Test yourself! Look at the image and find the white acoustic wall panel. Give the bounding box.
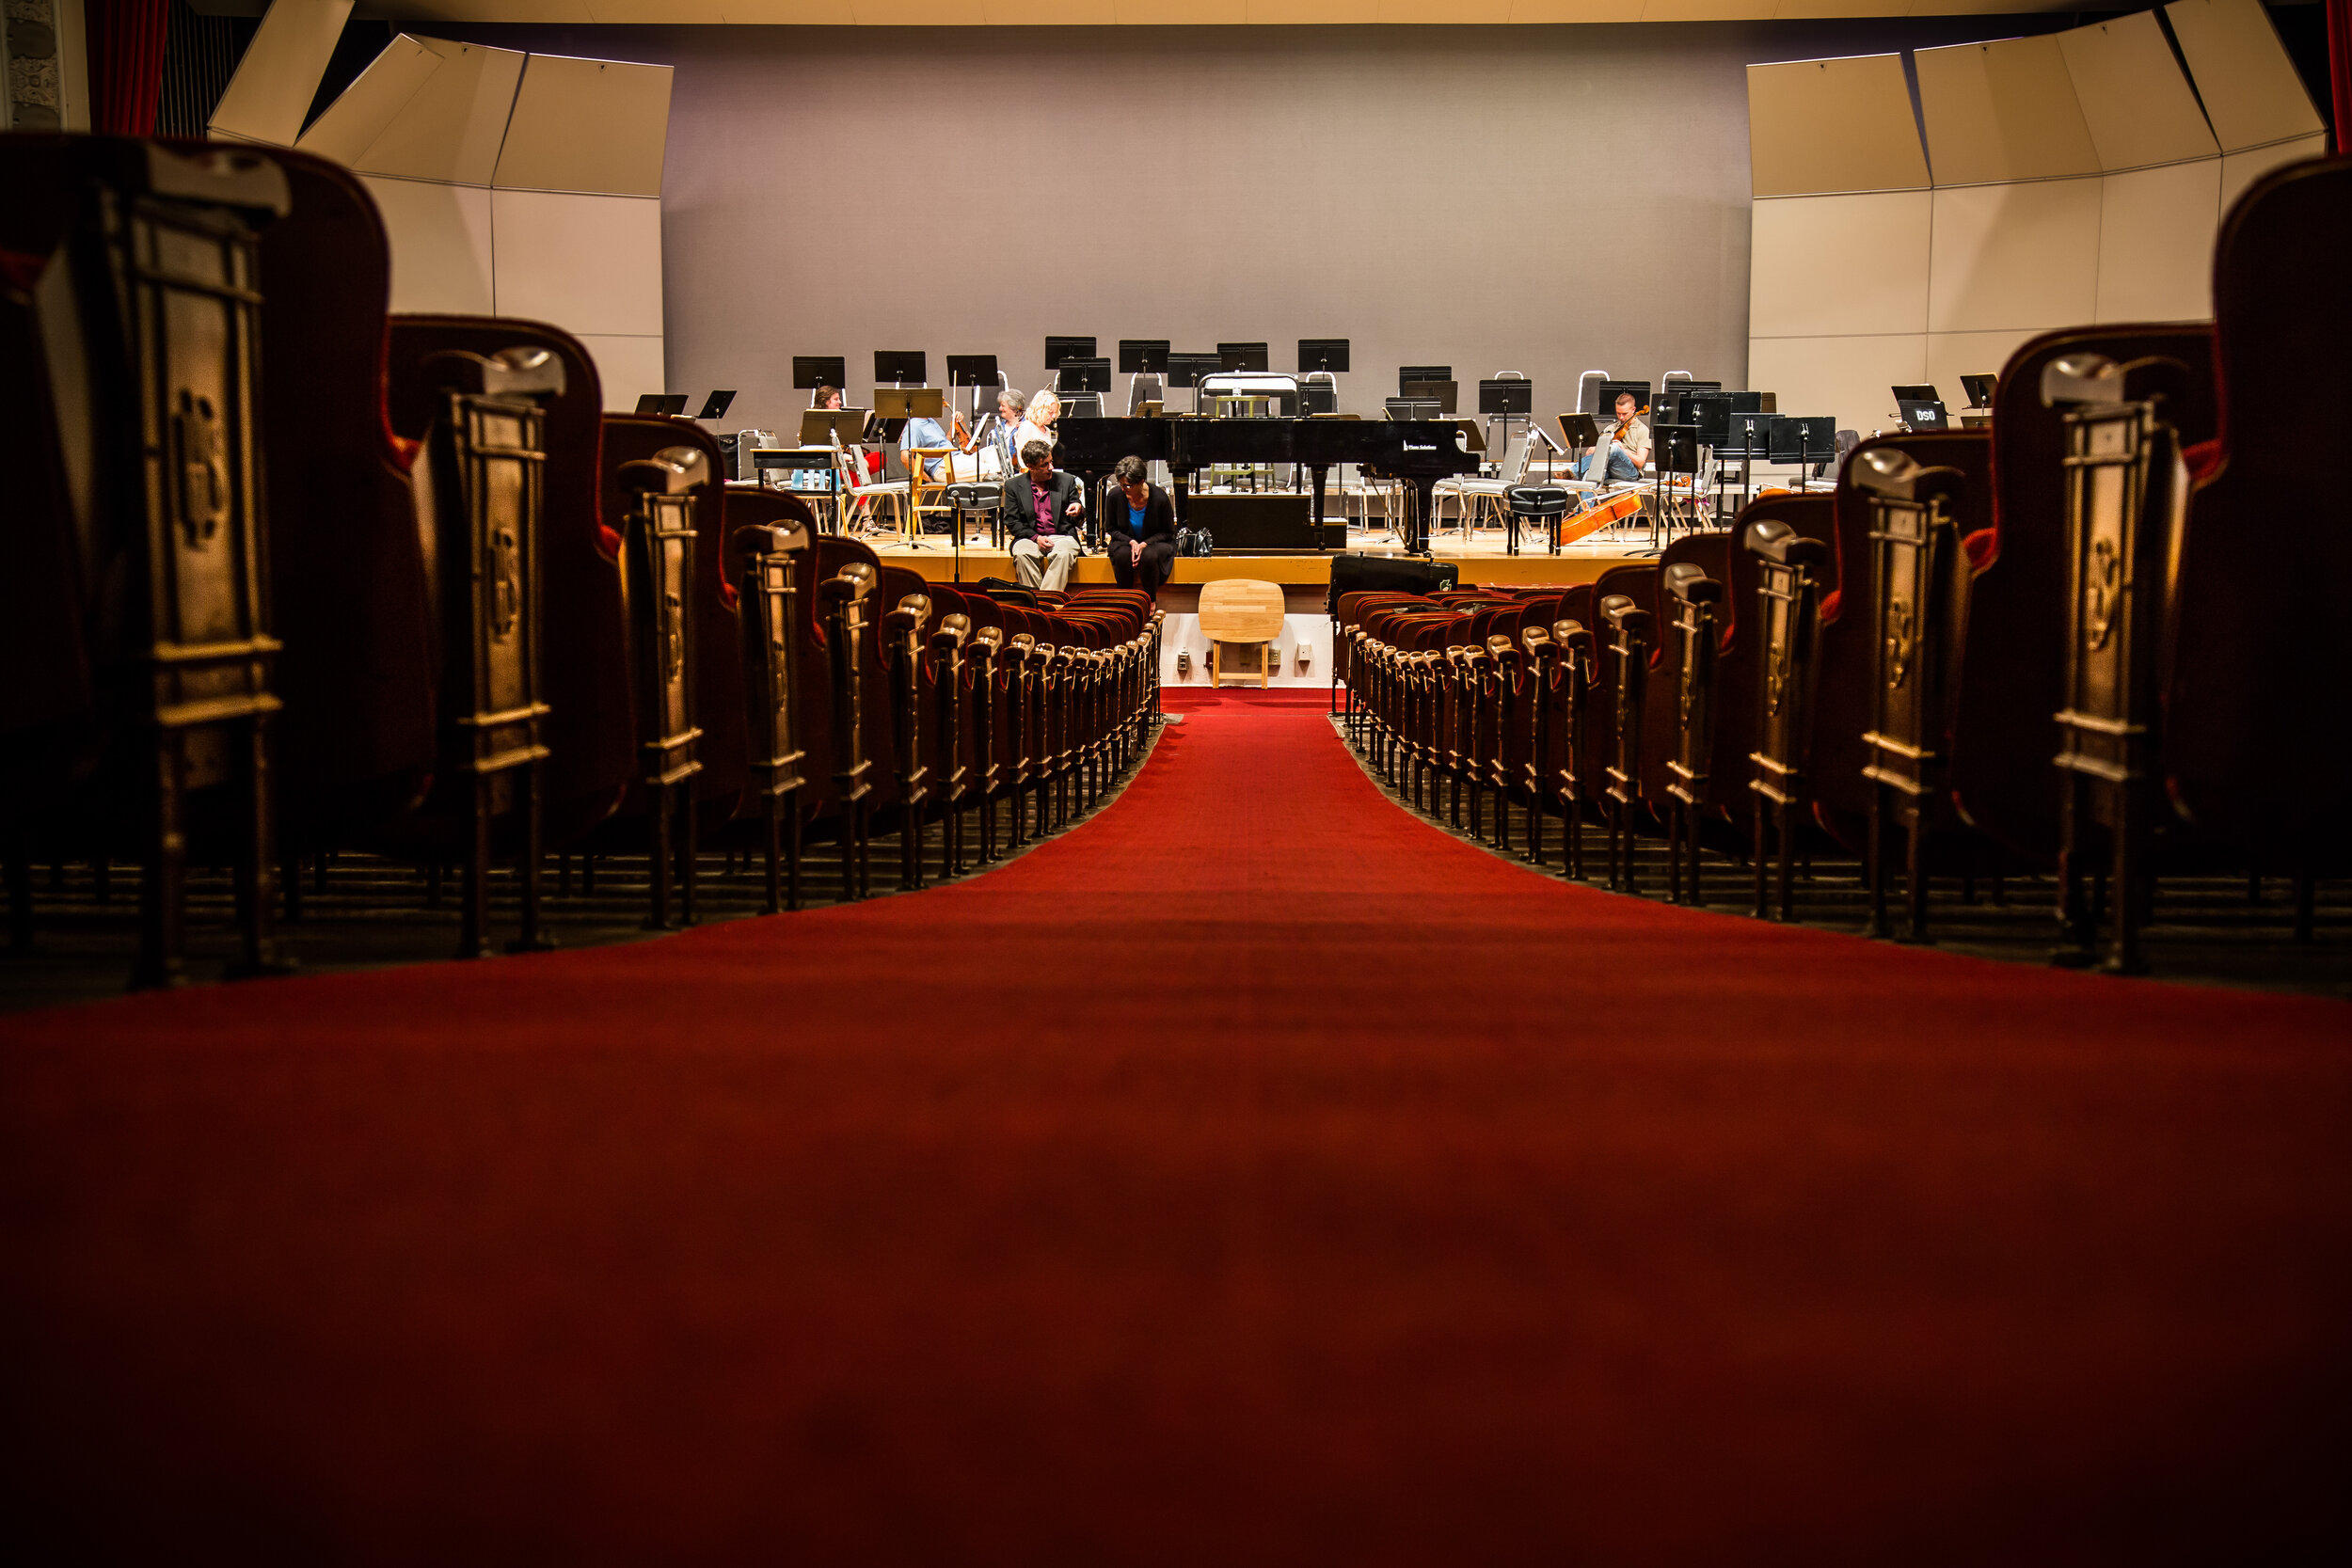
[1748,333,1926,437]
[294,34,445,166]
[492,54,673,196]
[208,0,354,147]
[2219,131,2328,216]
[1746,55,1929,197]
[2164,0,2326,153]
[1924,328,2040,408]
[1915,37,2100,186]
[2094,158,2219,323]
[2057,12,2218,171]
[1928,177,2102,334]
[491,190,664,337]
[1749,190,1931,338]
[311,39,526,185]
[360,174,496,315]
[573,334,668,414]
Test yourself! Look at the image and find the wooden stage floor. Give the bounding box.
[868,521,1655,589]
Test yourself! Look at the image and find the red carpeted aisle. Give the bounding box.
[5,698,2351,1561]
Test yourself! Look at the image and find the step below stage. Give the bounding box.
[875,530,1650,588]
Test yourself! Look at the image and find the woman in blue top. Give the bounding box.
[1104,454,1180,598]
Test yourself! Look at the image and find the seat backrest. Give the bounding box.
[254,151,440,836]
[2166,154,2352,852]
[390,312,632,844]
[1947,323,2215,864]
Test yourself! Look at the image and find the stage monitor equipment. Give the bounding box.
[1044,336,1097,369]
[1679,390,1734,445]
[1769,415,1837,466]
[1961,373,1995,408]
[1297,339,1350,373]
[1891,383,1939,404]
[874,350,927,385]
[1596,379,1653,417]
[791,356,846,390]
[1168,353,1223,388]
[1477,378,1532,416]
[946,355,999,388]
[1057,356,1112,394]
[634,392,687,416]
[695,390,737,421]
[1399,364,1452,393]
[1217,341,1270,373]
[1385,397,1442,421]
[1119,340,1170,373]
[1897,397,1951,430]
[1400,379,1457,415]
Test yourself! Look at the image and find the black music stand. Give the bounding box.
[792,356,847,399]
[874,350,927,387]
[1769,414,1836,485]
[1478,377,1532,452]
[1044,336,1095,373]
[1400,379,1456,415]
[1399,365,1451,394]
[1298,339,1349,373]
[1057,356,1111,420]
[1216,341,1269,373]
[1385,397,1441,420]
[1168,353,1221,412]
[634,393,686,416]
[1648,423,1701,549]
[695,390,737,422]
[1119,340,1169,372]
[947,354,999,425]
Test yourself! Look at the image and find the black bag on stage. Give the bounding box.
[1177,527,1214,558]
[1326,553,1460,614]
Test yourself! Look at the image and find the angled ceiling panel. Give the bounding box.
[208,0,355,147]
[492,54,673,197]
[294,32,446,166]
[332,39,526,185]
[1915,36,2099,186]
[2057,12,2217,170]
[2164,0,2326,153]
[1747,55,1928,197]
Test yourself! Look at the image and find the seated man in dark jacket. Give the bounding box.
[1102,454,1179,598]
[1003,439,1086,591]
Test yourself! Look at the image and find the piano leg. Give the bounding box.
[1406,478,1438,555]
[1311,465,1332,551]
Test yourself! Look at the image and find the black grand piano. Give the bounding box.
[1053,416,1477,555]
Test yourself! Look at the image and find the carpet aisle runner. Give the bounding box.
[4,697,2349,1560]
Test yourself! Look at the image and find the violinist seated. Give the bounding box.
[1102,455,1179,599]
[1573,390,1651,486]
[899,411,956,482]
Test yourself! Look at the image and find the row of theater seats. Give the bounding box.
[1336,155,2350,975]
[0,135,1162,990]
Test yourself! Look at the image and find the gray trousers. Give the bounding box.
[1011,534,1082,592]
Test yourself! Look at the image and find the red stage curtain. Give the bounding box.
[2330,0,2351,156]
[87,0,171,136]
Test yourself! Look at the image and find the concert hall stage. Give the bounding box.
[872,526,1649,590]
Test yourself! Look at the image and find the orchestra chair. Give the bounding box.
[0,135,293,988]
[390,317,637,862]
[2166,154,2352,942]
[1435,432,1535,544]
